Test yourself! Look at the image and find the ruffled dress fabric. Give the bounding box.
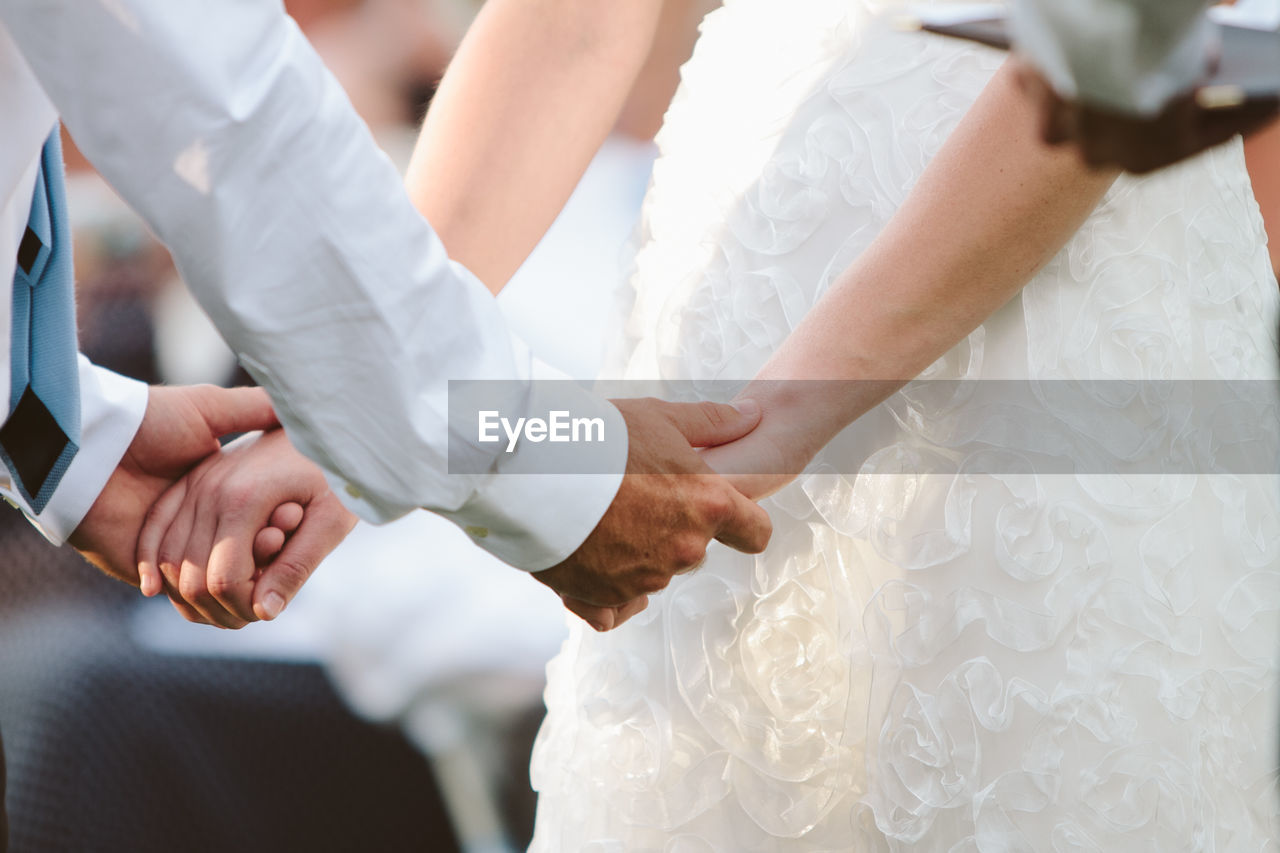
[531,1,1280,849]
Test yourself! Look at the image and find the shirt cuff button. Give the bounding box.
[344,483,363,500]
[464,525,489,539]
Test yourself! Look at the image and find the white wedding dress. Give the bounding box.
[530,1,1280,849]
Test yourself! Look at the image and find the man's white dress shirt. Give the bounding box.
[0,0,625,571]
[1011,0,1215,115]
[1012,0,1280,115]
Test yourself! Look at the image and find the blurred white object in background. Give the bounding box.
[152,280,239,386]
[1210,0,1280,30]
[499,135,657,379]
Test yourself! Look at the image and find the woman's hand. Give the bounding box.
[700,416,805,501]
[136,428,358,628]
[700,382,853,501]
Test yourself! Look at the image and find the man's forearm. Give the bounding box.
[0,0,623,570]
[1012,0,1214,114]
[405,0,662,292]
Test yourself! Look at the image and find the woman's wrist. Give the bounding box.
[739,378,851,470]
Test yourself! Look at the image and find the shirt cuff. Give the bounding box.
[0,358,148,545]
[329,372,627,573]
[439,388,627,572]
[1011,0,1217,115]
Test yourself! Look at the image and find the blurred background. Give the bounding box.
[0,1,715,850]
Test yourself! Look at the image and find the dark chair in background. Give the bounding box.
[0,263,475,853]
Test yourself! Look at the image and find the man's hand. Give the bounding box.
[136,428,358,629]
[533,398,773,632]
[1014,58,1280,173]
[68,385,280,586]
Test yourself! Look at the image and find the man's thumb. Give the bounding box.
[665,399,761,448]
[195,386,281,437]
[252,498,357,621]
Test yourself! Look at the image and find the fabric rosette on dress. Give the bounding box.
[533,0,1280,849]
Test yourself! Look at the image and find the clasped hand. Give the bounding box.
[547,389,827,632]
[68,389,781,633]
[134,427,357,628]
[66,384,357,629]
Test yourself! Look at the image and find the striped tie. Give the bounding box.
[0,126,81,514]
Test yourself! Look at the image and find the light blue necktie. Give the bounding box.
[0,125,81,514]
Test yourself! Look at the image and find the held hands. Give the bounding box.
[138,396,775,634]
[532,397,774,632]
[69,384,356,629]
[69,384,282,585]
[106,394,777,634]
[136,428,357,629]
[700,384,836,503]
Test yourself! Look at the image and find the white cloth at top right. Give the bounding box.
[1012,0,1280,114]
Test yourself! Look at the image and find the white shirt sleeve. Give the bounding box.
[0,358,148,546]
[1011,0,1216,115]
[0,1,625,571]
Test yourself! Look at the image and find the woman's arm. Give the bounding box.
[707,63,1119,495]
[1244,115,1280,276]
[404,0,664,293]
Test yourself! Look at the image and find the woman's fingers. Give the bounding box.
[270,502,305,534]
[560,595,616,632]
[611,595,650,629]
[560,594,650,632]
[136,429,353,629]
[253,527,287,567]
[252,497,356,621]
[250,502,306,566]
[137,476,190,598]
